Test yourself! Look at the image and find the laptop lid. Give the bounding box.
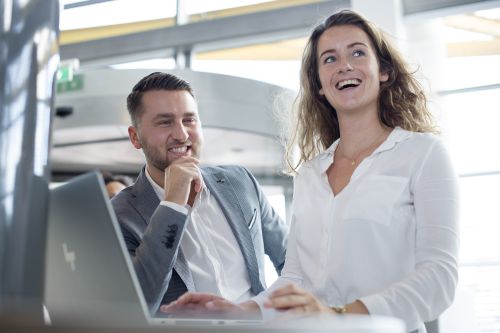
[44,171,151,327]
[44,171,263,328]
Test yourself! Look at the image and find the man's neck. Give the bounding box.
[146,164,165,189]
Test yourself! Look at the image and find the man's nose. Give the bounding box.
[172,123,189,142]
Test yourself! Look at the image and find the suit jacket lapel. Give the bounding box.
[132,168,195,291]
[201,169,262,293]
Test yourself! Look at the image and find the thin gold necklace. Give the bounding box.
[336,131,388,166]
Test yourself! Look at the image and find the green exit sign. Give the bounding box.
[57,66,73,83]
[57,74,84,93]
[57,59,79,83]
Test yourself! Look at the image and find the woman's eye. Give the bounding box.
[324,55,336,63]
[353,50,365,57]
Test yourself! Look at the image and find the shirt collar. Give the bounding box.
[145,167,165,201]
[316,139,339,174]
[375,126,412,153]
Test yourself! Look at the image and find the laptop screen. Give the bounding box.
[44,171,150,327]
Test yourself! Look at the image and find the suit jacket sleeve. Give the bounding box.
[241,167,288,274]
[113,194,188,314]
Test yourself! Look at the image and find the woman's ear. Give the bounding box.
[380,69,390,83]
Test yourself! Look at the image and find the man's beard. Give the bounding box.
[140,138,199,172]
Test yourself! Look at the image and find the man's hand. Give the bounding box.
[160,292,245,315]
[164,157,203,206]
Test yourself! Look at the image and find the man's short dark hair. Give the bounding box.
[126,72,195,127]
[101,170,133,187]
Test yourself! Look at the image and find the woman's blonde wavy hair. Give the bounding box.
[285,10,437,173]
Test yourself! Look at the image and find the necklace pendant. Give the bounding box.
[351,160,355,166]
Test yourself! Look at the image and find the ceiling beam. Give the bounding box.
[402,0,496,15]
[445,14,500,37]
[447,38,500,56]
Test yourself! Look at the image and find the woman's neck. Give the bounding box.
[337,112,390,156]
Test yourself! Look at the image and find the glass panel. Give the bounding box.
[459,175,500,264]
[443,56,500,91]
[434,7,500,332]
[442,88,500,175]
[59,0,176,31]
[443,8,500,90]
[185,0,274,15]
[109,58,176,70]
[193,59,301,90]
[458,175,500,332]
[193,37,307,90]
[185,0,321,22]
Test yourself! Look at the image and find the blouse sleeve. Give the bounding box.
[360,139,460,331]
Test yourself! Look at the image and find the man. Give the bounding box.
[101,171,133,198]
[111,72,288,316]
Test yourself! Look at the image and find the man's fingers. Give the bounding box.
[160,294,198,312]
[167,156,200,167]
[178,292,218,305]
[166,162,202,186]
[160,292,226,313]
[160,303,177,313]
[193,177,203,193]
[164,162,203,205]
[205,300,241,313]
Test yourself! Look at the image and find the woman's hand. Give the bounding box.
[264,284,333,316]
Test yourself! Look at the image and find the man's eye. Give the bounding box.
[184,118,196,124]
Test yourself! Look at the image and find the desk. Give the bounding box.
[1,315,405,333]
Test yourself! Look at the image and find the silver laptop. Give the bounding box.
[44,171,262,328]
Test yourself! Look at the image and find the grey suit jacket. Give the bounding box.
[111,165,288,315]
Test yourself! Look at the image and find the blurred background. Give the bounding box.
[1,0,499,332]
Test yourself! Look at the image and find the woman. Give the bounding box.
[163,10,459,333]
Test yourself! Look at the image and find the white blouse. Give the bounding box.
[254,128,460,332]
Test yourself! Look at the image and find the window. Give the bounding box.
[436,8,500,332]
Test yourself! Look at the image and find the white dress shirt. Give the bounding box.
[253,128,459,332]
[145,169,254,303]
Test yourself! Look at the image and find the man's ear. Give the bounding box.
[128,126,142,150]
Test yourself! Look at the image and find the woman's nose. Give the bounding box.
[337,57,353,73]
